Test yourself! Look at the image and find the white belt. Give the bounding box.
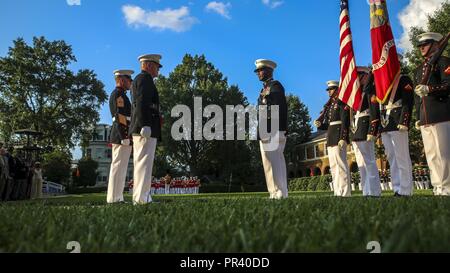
[330,121,342,126]
[357,113,370,118]
[385,100,402,110]
[356,110,370,119]
[112,116,131,122]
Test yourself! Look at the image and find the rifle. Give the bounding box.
[420,32,450,85]
[316,94,336,125]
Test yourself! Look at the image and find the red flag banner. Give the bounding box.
[370,0,401,103]
[338,0,362,111]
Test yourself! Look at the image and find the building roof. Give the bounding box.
[309,130,327,141]
[296,130,327,147]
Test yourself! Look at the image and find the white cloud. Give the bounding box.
[67,0,81,6]
[261,0,284,9]
[398,0,446,52]
[206,1,232,19]
[122,5,198,32]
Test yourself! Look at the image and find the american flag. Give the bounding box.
[337,0,362,111]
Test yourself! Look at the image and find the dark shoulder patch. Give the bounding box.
[270,81,285,93]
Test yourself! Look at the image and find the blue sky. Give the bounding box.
[0,0,444,159]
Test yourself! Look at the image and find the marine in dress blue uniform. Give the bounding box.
[315,81,351,197]
[414,32,450,196]
[107,69,134,203]
[350,67,381,197]
[130,54,162,204]
[255,59,288,199]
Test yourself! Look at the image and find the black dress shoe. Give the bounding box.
[394,192,409,197]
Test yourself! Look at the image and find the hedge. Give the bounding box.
[200,183,267,193]
[289,175,333,192]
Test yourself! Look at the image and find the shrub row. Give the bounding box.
[200,183,267,193]
[289,173,362,192]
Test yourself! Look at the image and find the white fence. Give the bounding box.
[42,181,65,195]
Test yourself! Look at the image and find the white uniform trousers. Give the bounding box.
[132,136,157,204]
[107,144,132,203]
[381,130,413,195]
[259,132,288,199]
[327,145,351,197]
[352,141,381,196]
[420,121,450,196]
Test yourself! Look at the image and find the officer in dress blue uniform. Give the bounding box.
[129,54,162,204]
[107,69,133,204]
[379,67,415,196]
[414,32,450,196]
[314,81,351,197]
[255,59,288,199]
[350,66,381,197]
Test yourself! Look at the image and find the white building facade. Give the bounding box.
[83,124,133,187]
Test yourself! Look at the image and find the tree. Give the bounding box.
[285,94,312,155]
[0,37,107,149]
[403,2,449,164]
[72,157,98,188]
[156,54,252,182]
[42,150,72,185]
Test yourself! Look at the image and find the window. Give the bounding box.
[299,147,306,161]
[315,144,325,158]
[306,146,315,159]
[95,148,103,159]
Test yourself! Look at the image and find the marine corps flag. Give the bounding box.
[370,0,401,103]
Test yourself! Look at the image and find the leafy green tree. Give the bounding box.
[156,54,251,182]
[42,150,72,185]
[72,157,98,188]
[285,94,312,156]
[0,36,107,149]
[403,2,449,164]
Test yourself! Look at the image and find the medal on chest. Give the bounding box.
[260,87,270,104]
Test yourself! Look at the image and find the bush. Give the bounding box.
[307,176,320,191]
[199,183,266,193]
[317,175,332,191]
[42,150,72,185]
[288,175,333,192]
[351,172,361,185]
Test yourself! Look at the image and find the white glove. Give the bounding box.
[121,139,130,146]
[338,140,346,150]
[415,85,430,97]
[314,120,321,128]
[140,126,152,139]
[397,125,408,132]
[366,135,376,142]
[415,121,421,130]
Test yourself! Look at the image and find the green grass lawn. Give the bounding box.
[1,190,449,253]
